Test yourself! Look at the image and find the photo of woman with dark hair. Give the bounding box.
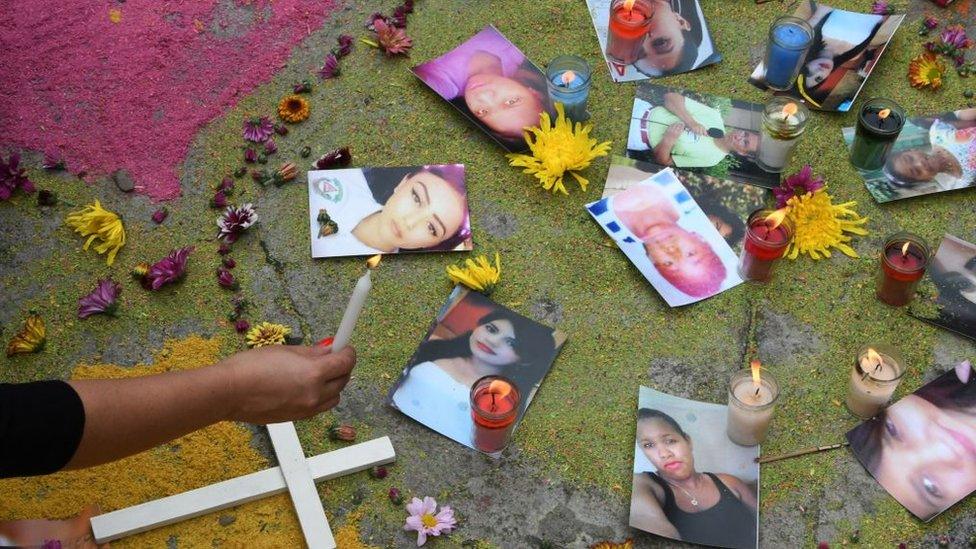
[910,234,976,341]
[388,289,565,453]
[412,25,553,152]
[307,164,472,258]
[847,361,976,521]
[629,388,760,549]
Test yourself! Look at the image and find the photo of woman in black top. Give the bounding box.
[630,408,758,548]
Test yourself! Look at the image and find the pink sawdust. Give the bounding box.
[0,0,339,201]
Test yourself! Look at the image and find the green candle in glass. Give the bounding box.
[849,98,905,171]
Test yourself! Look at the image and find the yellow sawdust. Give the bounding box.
[0,336,307,546]
[333,509,377,549]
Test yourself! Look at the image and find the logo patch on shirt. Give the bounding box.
[313,177,344,203]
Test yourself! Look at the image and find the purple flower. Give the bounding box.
[274,123,289,136]
[151,208,168,224]
[404,497,456,546]
[219,177,235,193]
[773,164,825,207]
[312,147,352,170]
[42,152,65,170]
[217,203,258,243]
[216,268,238,289]
[78,278,121,318]
[402,0,414,14]
[144,247,194,290]
[292,80,312,94]
[365,12,386,30]
[942,25,973,50]
[0,153,35,200]
[211,190,228,209]
[871,1,893,15]
[924,16,939,30]
[242,116,274,143]
[264,139,278,155]
[223,256,236,269]
[235,319,250,333]
[244,147,257,163]
[319,54,340,80]
[218,243,232,255]
[336,35,354,58]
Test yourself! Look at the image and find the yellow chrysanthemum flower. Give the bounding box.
[245,322,291,348]
[506,103,611,195]
[785,189,869,260]
[6,314,46,357]
[65,200,126,265]
[590,541,633,549]
[908,53,946,90]
[447,253,501,294]
[277,95,310,123]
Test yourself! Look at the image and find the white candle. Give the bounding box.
[331,256,379,351]
[727,364,780,446]
[757,113,799,171]
[846,346,905,419]
[757,100,807,173]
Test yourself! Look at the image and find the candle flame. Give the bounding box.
[561,70,577,86]
[764,208,789,230]
[901,241,910,257]
[623,0,636,9]
[488,379,512,399]
[750,359,762,386]
[878,108,891,120]
[366,254,382,269]
[865,348,882,368]
[781,102,798,117]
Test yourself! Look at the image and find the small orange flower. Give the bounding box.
[277,95,310,123]
[908,53,946,90]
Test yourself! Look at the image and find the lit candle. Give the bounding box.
[727,361,780,446]
[849,98,905,171]
[470,375,520,454]
[738,208,794,283]
[606,0,651,65]
[757,98,809,173]
[546,55,592,122]
[876,233,930,307]
[331,254,381,351]
[846,345,906,419]
[763,16,814,91]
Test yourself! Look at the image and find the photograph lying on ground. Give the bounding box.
[843,108,976,203]
[748,1,903,112]
[909,234,976,341]
[586,167,744,307]
[847,361,976,521]
[626,84,778,188]
[630,386,760,549]
[601,155,766,252]
[307,165,472,258]
[412,25,553,152]
[387,287,566,456]
[585,0,721,82]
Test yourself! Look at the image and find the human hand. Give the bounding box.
[665,122,686,141]
[686,122,707,136]
[222,344,356,424]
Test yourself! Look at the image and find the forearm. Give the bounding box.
[66,363,235,469]
[653,139,677,165]
[663,94,695,127]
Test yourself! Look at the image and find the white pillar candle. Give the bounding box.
[332,256,380,351]
[727,364,780,447]
[846,345,906,419]
[756,98,808,173]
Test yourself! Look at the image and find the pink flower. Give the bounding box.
[335,35,354,58]
[242,116,274,143]
[219,177,235,192]
[403,497,456,546]
[222,256,236,269]
[312,147,352,169]
[216,268,238,289]
[144,247,193,290]
[319,54,340,79]
[773,164,825,208]
[244,147,257,163]
[402,0,414,14]
[274,123,289,136]
[942,25,973,50]
[924,16,939,30]
[211,190,228,209]
[234,319,250,333]
[78,278,121,318]
[217,203,258,243]
[373,18,413,56]
[0,153,35,200]
[151,208,168,224]
[870,1,893,15]
[217,243,232,255]
[264,139,278,155]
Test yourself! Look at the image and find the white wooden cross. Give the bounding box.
[89,432,395,547]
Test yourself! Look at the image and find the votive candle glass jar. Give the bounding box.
[846,345,907,419]
[739,209,795,283]
[727,367,781,446]
[606,0,653,65]
[470,375,520,454]
[757,97,810,173]
[850,98,905,171]
[763,16,814,91]
[876,232,930,307]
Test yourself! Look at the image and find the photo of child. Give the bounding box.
[909,234,976,342]
[847,361,976,521]
[306,165,472,258]
[630,386,760,549]
[585,0,721,82]
[843,109,976,203]
[601,155,766,252]
[586,167,744,307]
[387,287,566,455]
[412,25,553,152]
[626,84,779,189]
[748,1,903,112]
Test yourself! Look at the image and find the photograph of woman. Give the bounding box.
[910,234,976,341]
[388,288,565,453]
[412,25,553,152]
[847,360,976,521]
[629,387,759,549]
[307,164,472,258]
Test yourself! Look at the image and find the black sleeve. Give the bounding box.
[0,380,85,478]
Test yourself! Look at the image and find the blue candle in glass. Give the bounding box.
[546,55,591,121]
[764,16,814,91]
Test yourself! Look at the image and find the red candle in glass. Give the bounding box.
[607,0,651,65]
[739,208,794,282]
[470,375,520,454]
[877,232,929,307]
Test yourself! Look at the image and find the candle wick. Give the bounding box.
[754,386,761,397]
